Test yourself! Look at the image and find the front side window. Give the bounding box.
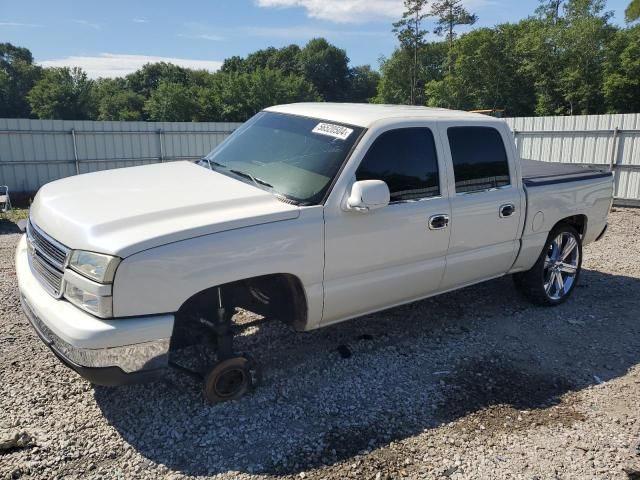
[356,128,440,202]
[201,112,364,204]
[447,126,511,194]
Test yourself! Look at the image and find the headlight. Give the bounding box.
[64,283,113,318]
[69,250,120,283]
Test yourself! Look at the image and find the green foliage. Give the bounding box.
[5,6,640,123]
[393,0,430,50]
[393,0,431,104]
[0,43,42,118]
[603,26,640,112]
[349,65,381,103]
[297,38,351,101]
[374,43,448,104]
[556,0,614,114]
[425,27,535,115]
[625,0,640,21]
[95,78,145,120]
[27,67,95,120]
[0,207,29,223]
[418,0,636,115]
[431,0,478,45]
[195,69,320,122]
[126,62,190,98]
[144,81,198,121]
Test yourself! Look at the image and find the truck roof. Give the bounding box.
[265,102,496,128]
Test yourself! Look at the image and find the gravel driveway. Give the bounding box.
[1,209,639,480]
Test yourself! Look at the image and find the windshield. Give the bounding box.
[200,111,364,204]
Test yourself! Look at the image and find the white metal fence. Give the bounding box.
[0,118,241,193]
[1,115,639,205]
[506,114,640,206]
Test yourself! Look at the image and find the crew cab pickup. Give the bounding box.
[16,103,614,402]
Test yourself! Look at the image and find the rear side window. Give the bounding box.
[447,127,510,194]
[356,128,440,202]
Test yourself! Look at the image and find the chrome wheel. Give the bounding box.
[543,231,580,301]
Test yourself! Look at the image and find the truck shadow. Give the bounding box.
[94,268,640,477]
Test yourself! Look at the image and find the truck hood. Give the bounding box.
[29,161,300,257]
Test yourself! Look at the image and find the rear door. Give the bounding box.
[437,122,523,289]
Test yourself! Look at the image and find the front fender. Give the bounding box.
[112,207,325,329]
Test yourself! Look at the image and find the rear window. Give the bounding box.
[447,127,510,194]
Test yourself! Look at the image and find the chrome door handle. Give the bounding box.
[429,214,450,230]
[500,204,516,218]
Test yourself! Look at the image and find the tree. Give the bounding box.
[393,0,430,104]
[267,44,302,76]
[557,0,613,114]
[349,65,381,103]
[627,0,640,21]
[431,0,478,49]
[95,78,145,121]
[603,26,640,112]
[220,56,245,73]
[194,69,319,122]
[425,27,534,115]
[126,62,190,98]
[27,67,95,120]
[143,81,198,121]
[298,38,351,101]
[0,43,42,118]
[537,0,564,24]
[375,42,448,104]
[220,45,302,76]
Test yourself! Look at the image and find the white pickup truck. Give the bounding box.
[16,103,613,402]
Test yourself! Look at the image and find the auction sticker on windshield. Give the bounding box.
[312,123,354,141]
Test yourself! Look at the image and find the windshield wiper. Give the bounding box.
[197,158,228,170]
[229,169,274,189]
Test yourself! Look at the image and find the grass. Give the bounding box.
[0,207,29,224]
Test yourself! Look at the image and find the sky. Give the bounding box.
[0,0,633,78]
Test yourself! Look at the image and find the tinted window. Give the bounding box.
[447,127,510,193]
[356,128,440,202]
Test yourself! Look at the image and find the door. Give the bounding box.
[437,123,523,290]
[322,126,452,326]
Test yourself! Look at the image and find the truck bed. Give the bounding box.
[521,159,612,187]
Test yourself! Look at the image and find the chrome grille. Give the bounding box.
[26,220,69,297]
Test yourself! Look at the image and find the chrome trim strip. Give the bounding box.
[27,220,70,259]
[26,219,70,299]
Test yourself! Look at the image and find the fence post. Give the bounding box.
[158,129,164,162]
[609,127,620,173]
[512,129,520,156]
[71,129,80,175]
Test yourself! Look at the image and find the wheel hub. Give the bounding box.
[544,231,580,301]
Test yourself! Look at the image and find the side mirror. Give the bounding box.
[347,180,390,213]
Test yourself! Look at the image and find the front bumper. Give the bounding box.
[15,235,174,386]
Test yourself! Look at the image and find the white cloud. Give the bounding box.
[255,0,403,23]
[177,33,225,41]
[0,22,41,28]
[38,53,223,79]
[255,0,492,23]
[72,19,101,30]
[132,18,148,23]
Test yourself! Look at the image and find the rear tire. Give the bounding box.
[513,223,583,306]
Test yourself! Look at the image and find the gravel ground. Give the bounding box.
[1,209,639,480]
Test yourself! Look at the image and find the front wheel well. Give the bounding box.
[173,274,308,347]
